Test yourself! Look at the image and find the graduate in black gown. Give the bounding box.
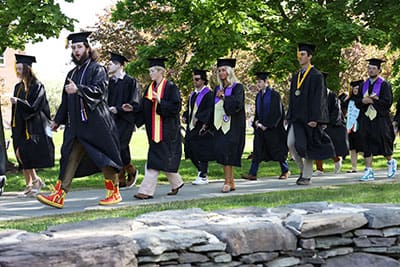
[183,69,214,185]
[107,52,141,189]
[356,58,396,181]
[37,32,123,208]
[343,80,364,173]
[10,54,54,196]
[314,73,349,175]
[241,71,290,180]
[213,58,245,193]
[287,43,335,185]
[134,58,184,199]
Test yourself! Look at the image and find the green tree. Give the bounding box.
[110,0,396,94]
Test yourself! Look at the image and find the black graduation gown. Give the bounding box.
[344,96,363,152]
[355,79,394,157]
[108,74,142,165]
[324,89,349,157]
[0,107,6,175]
[143,80,182,172]
[287,67,335,160]
[54,59,122,178]
[183,87,215,162]
[213,83,246,167]
[252,88,288,163]
[11,81,54,169]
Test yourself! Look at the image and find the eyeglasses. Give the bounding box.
[193,78,201,81]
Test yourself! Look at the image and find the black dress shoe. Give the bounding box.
[296,177,311,185]
[134,193,153,199]
[167,183,184,196]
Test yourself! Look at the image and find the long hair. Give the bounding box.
[71,42,99,64]
[217,66,239,88]
[21,64,38,89]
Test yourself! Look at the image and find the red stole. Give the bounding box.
[144,78,167,142]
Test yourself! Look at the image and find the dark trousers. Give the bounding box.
[249,160,289,176]
[190,158,208,177]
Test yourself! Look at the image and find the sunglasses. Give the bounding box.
[193,78,201,81]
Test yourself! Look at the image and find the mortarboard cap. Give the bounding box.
[298,43,316,54]
[254,71,270,80]
[148,58,167,68]
[350,80,364,87]
[193,69,208,81]
[217,58,236,68]
[15,54,36,66]
[110,52,129,65]
[67,31,92,44]
[366,58,385,68]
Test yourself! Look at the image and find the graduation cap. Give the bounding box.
[366,58,385,68]
[15,54,36,66]
[350,80,364,87]
[110,52,129,65]
[193,69,208,81]
[148,58,167,68]
[217,58,236,68]
[298,43,316,54]
[254,71,270,80]
[67,31,92,44]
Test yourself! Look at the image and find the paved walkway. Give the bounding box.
[0,170,397,221]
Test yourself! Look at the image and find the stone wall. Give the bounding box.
[1,202,400,266]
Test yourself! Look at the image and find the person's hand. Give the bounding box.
[216,90,224,99]
[307,121,317,128]
[65,78,78,94]
[10,96,18,104]
[152,91,161,103]
[50,121,60,131]
[370,94,379,100]
[122,103,133,112]
[362,97,373,104]
[109,106,117,114]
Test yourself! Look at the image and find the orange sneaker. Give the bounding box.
[99,179,122,205]
[37,183,66,209]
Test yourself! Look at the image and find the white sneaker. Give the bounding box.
[387,159,397,178]
[313,170,324,176]
[192,176,209,185]
[334,158,343,174]
[32,177,46,192]
[359,168,374,181]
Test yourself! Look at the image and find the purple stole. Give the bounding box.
[215,83,236,104]
[190,87,211,108]
[362,77,384,97]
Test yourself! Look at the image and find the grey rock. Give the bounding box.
[341,231,354,238]
[240,252,279,264]
[284,213,303,235]
[359,247,388,253]
[205,222,296,256]
[285,249,316,258]
[189,242,227,252]
[319,247,353,258]
[353,237,396,247]
[301,256,325,264]
[323,252,400,267]
[300,213,368,238]
[354,229,384,237]
[130,229,210,255]
[178,252,210,263]
[284,202,329,213]
[266,256,301,267]
[299,239,315,250]
[314,236,353,249]
[383,227,400,237]
[138,252,179,263]
[0,235,137,267]
[364,208,400,229]
[0,229,47,246]
[212,253,232,263]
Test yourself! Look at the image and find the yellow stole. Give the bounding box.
[144,78,167,143]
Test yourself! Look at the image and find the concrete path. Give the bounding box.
[0,170,397,221]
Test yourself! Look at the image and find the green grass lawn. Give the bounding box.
[4,128,399,192]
